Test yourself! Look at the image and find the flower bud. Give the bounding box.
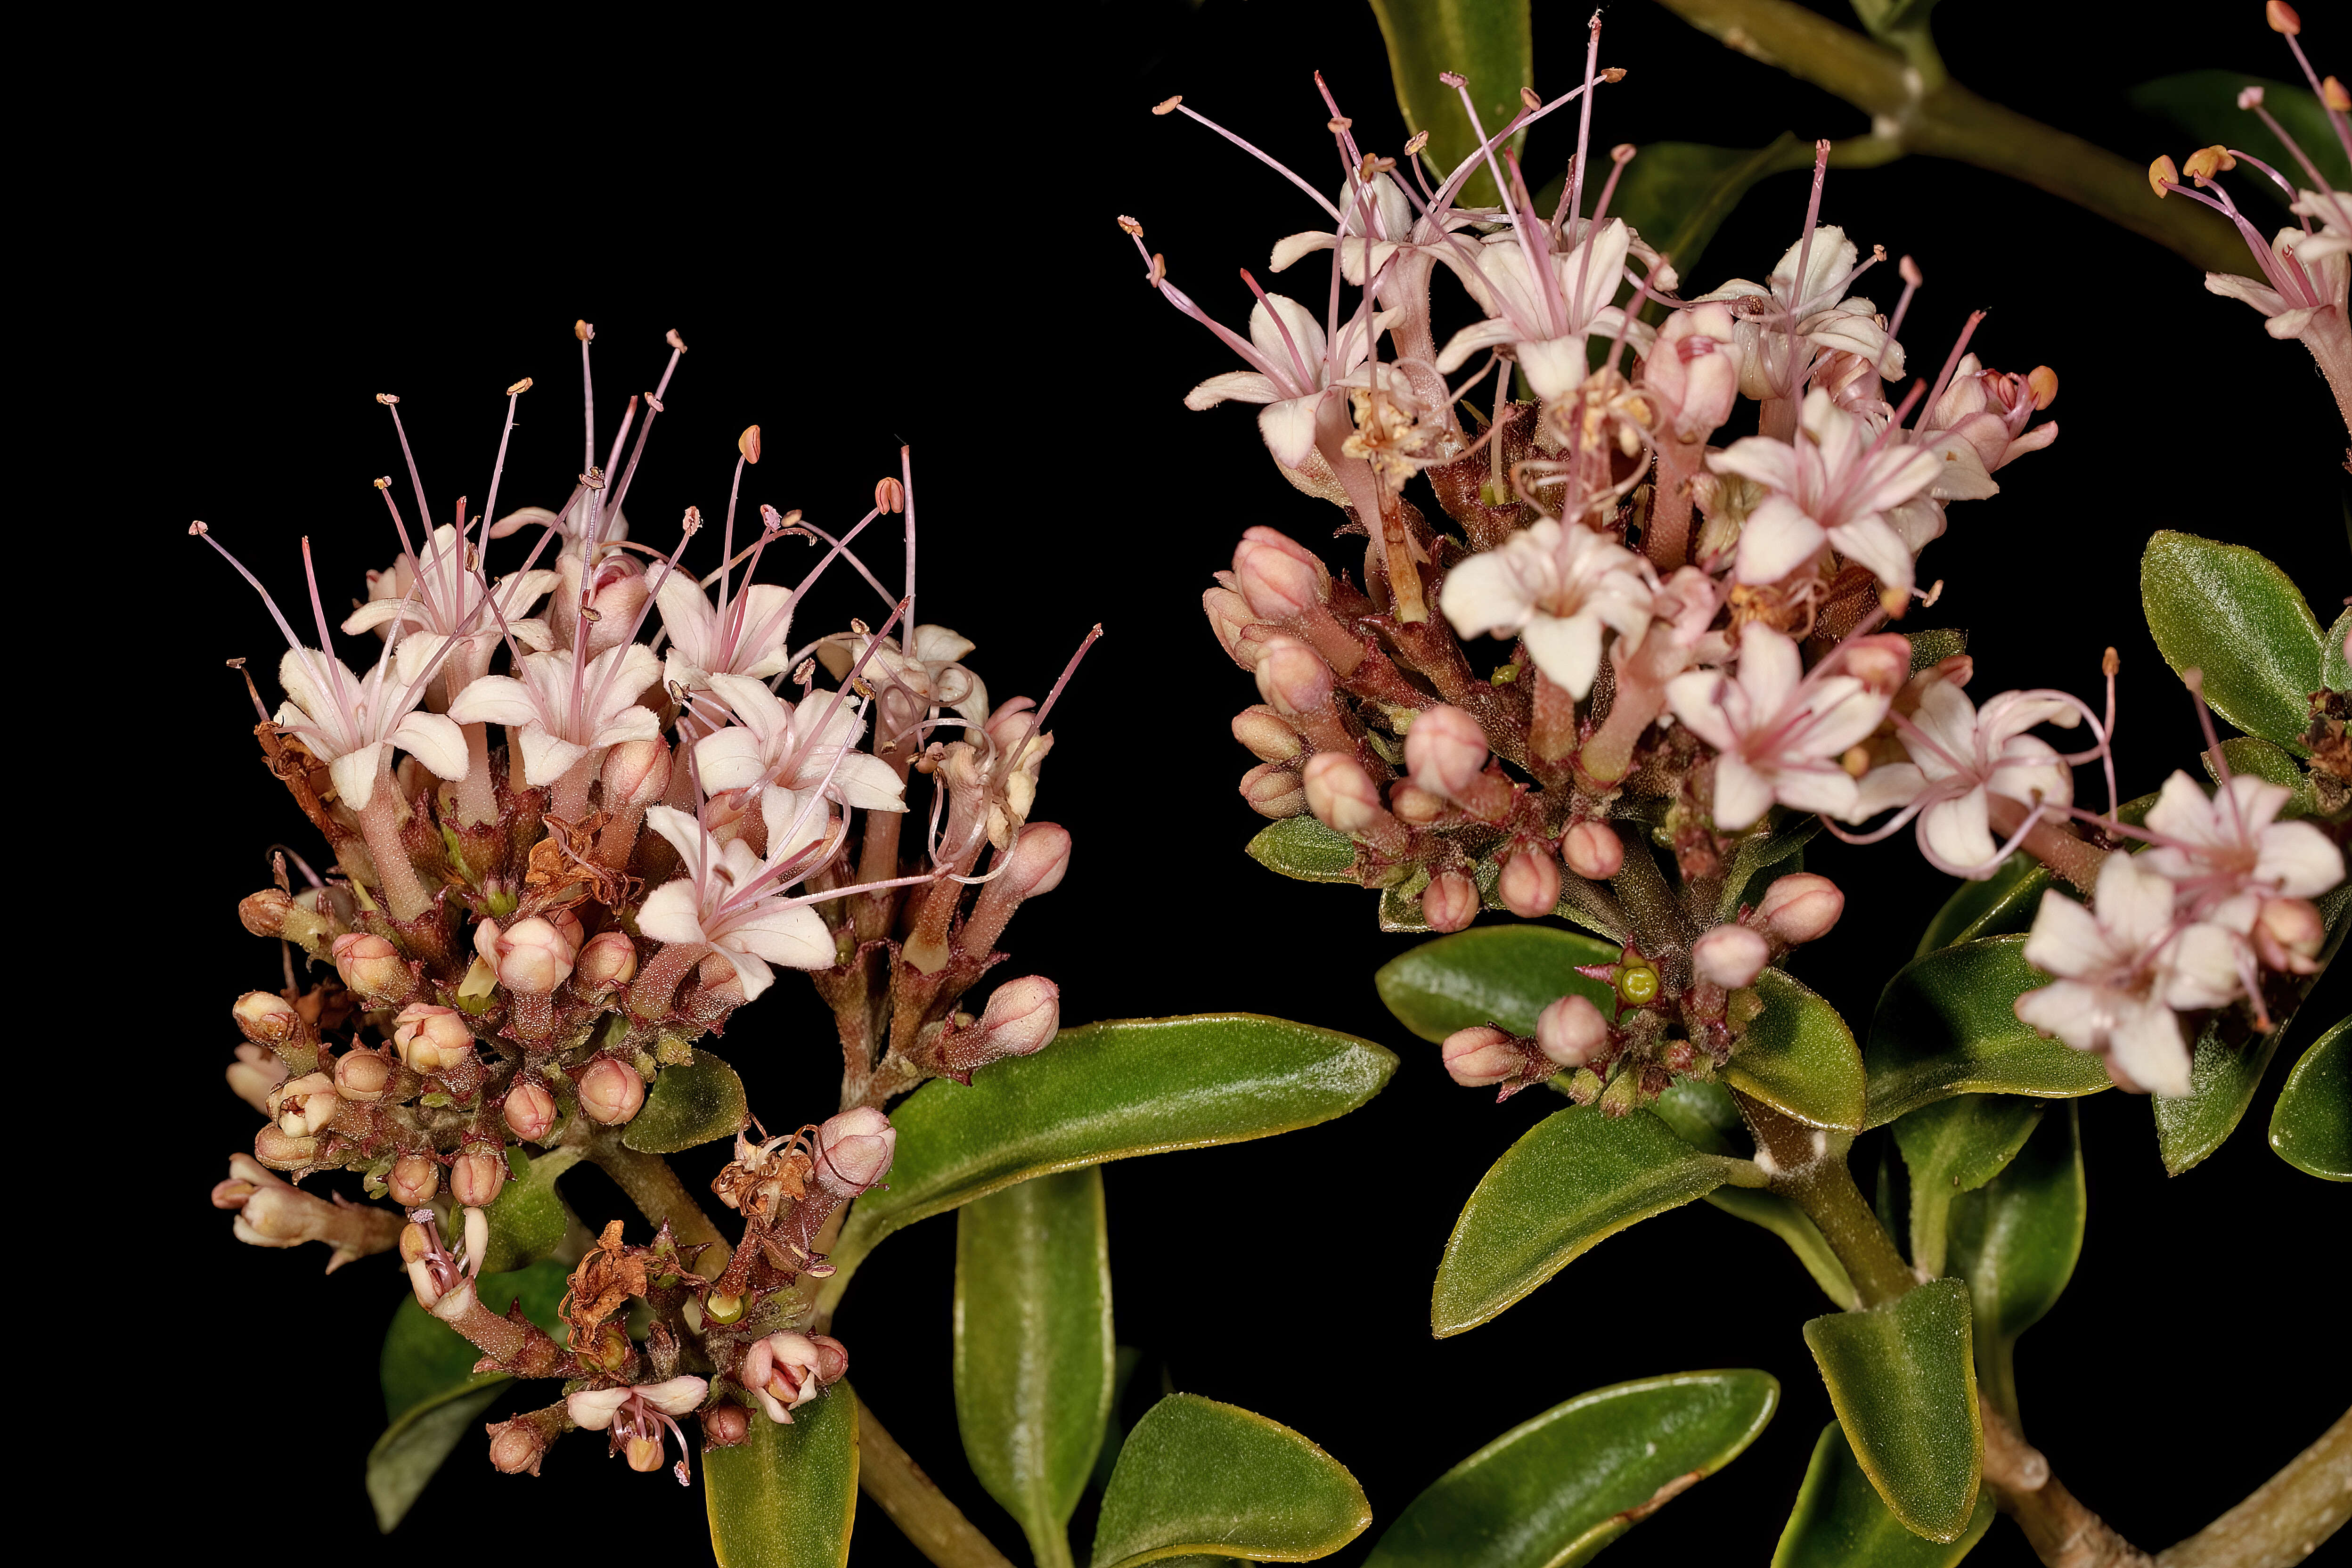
[1535,994,1610,1068]
[578,1056,647,1125]
[1404,703,1488,799]
[1840,635,1913,697]
[333,1048,392,1103]
[808,1335,850,1385]
[504,1079,558,1142]
[487,1417,549,1475]
[1561,821,1625,881]
[239,887,293,937]
[601,738,672,809]
[702,1405,751,1449]
[331,932,414,1003]
[233,990,306,1047]
[971,977,1060,1058]
[1441,1025,1526,1087]
[1498,847,1562,918]
[227,1044,288,1113]
[1642,301,1739,441]
[1301,751,1389,835]
[2255,897,2325,973]
[1253,635,1333,716]
[1204,586,1267,670]
[1390,781,1448,824]
[478,915,578,994]
[1692,924,1770,989]
[1754,873,1845,946]
[253,1124,318,1169]
[388,1153,441,1206]
[742,1332,829,1422]
[812,1106,897,1196]
[573,931,640,995]
[393,1004,476,1075]
[451,1147,507,1208]
[1421,871,1478,932]
[269,1071,339,1137]
[1002,822,1071,898]
[1233,527,1329,620]
[1240,761,1307,818]
[1232,705,1303,762]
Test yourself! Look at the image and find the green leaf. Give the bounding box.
[371,1258,572,1531]
[1361,1370,1780,1568]
[623,1050,749,1154]
[1365,0,1531,209]
[2141,531,2325,753]
[706,1384,860,1568]
[1863,938,2113,1128]
[956,1168,1114,1568]
[1089,1395,1371,1568]
[1374,926,1621,1042]
[2325,608,2350,693]
[2270,1016,2352,1180]
[2128,74,2352,210]
[478,1145,581,1275]
[1890,1096,2044,1279]
[1802,1279,1983,1544]
[1946,1104,2084,1428]
[2203,736,2314,817]
[836,1016,1395,1258]
[1651,1081,1855,1306]
[1611,137,1813,287]
[1771,1421,1994,1568]
[1245,816,1360,883]
[1903,628,1968,677]
[1912,854,2052,957]
[1433,1105,1741,1336]
[1718,814,1822,922]
[1728,969,1866,1131]
[1847,0,1942,41]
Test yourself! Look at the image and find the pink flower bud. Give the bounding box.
[450,1147,507,1208]
[1233,528,1329,620]
[578,1057,646,1125]
[1232,705,1303,762]
[487,1418,549,1476]
[1404,703,1489,799]
[1754,873,1845,946]
[600,738,673,809]
[812,1106,896,1196]
[1240,761,1307,819]
[393,1004,476,1075]
[227,1044,288,1113]
[1498,847,1562,918]
[1692,924,1770,989]
[741,1332,829,1422]
[1421,871,1479,932]
[504,1080,558,1142]
[1301,751,1390,835]
[331,932,414,1003]
[1253,635,1334,716]
[333,1048,392,1103]
[234,990,306,1047]
[1535,994,1610,1067]
[1561,821,1625,881]
[573,931,640,995]
[1002,822,1071,898]
[969,976,1060,1059]
[269,1071,339,1137]
[1642,302,1739,440]
[808,1335,850,1385]
[2255,897,2325,973]
[478,915,578,994]
[1390,782,1448,824]
[1204,586,1267,670]
[702,1405,751,1450]
[1442,1025,1526,1087]
[253,1124,318,1170]
[240,887,293,938]
[1840,635,1914,697]
[388,1153,441,1206]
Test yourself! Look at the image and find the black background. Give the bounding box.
[122,2,2349,1563]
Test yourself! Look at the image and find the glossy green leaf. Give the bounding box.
[2270,1016,2352,1180]
[1946,1104,2083,1427]
[2128,74,2352,210]
[1728,969,1866,1131]
[706,1384,859,1568]
[1245,816,1359,883]
[1434,1105,1743,1336]
[1771,1421,1993,1568]
[1650,1082,1855,1306]
[1362,1370,1780,1568]
[1718,814,1821,922]
[371,1258,572,1530]
[836,1016,1395,1258]
[1089,1394,1370,1568]
[1864,938,2113,1127]
[1848,0,1942,41]
[624,1051,749,1154]
[478,1145,580,1275]
[1891,1096,2044,1279]
[1374,926,1621,1042]
[1365,0,1530,208]
[1913,854,2052,956]
[1802,1279,1983,1543]
[1611,137,1812,287]
[2325,608,2350,693]
[956,1168,1114,1568]
[2141,531,2325,753]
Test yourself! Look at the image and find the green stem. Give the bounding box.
[1737,1093,1915,1307]
[587,1134,733,1273]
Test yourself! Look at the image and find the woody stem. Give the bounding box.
[1988,796,2108,893]
[1735,1092,1914,1307]
[587,1131,732,1273]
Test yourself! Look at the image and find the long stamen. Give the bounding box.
[1563,11,1605,239]
[378,394,434,549]
[1238,268,1317,390]
[1155,98,1345,221]
[1916,313,1987,426]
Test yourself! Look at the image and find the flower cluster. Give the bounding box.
[203,327,1086,1483]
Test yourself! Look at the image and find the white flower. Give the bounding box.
[693,673,905,813]
[1853,682,2080,874]
[1709,388,1943,596]
[1433,218,1650,401]
[819,624,990,728]
[343,525,559,698]
[1665,624,1900,831]
[2204,219,2351,341]
[655,569,798,694]
[1184,293,1399,471]
[1268,170,1422,281]
[1437,518,1656,698]
[567,1377,708,1431]
[275,643,469,812]
[2140,771,2344,906]
[444,643,662,785]
[1694,225,1902,399]
[638,803,836,1001]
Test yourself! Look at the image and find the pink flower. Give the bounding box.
[1709,389,1942,597]
[1849,681,2090,875]
[1437,519,1657,698]
[739,1332,848,1425]
[2140,771,2344,909]
[693,674,906,814]
[1693,224,1903,402]
[1665,625,1905,831]
[637,801,838,1002]
[568,1377,710,1484]
[445,642,662,786]
[1182,292,1401,473]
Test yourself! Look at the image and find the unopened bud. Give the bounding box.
[578,1057,647,1125]
[487,1418,549,1475]
[388,1153,441,1206]
[1232,705,1302,762]
[234,990,306,1047]
[239,887,293,937]
[1404,703,1489,800]
[573,931,640,995]
[1203,586,1267,670]
[2255,897,2325,973]
[808,1334,850,1384]
[601,738,672,808]
[254,1124,318,1169]
[1535,993,1610,1068]
[1254,635,1333,715]
[1240,761,1307,818]
[331,932,414,1003]
[1003,822,1072,898]
[269,1070,339,1137]
[1421,871,1478,932]
[1754,873,1845,946]
[702,1405,751,1449]
[1441,1025,1526,1087]
[1498,847,1561,918]
[1692,924,1770,988]
[478,915,578,993]
[450,1147,507,1208]
[1301,751,1389,835]
[1390,781,1448,824]
[1840,635,1912,695]
[966,976,1060,1060]
[333,1048,393,1103]
[1232,528,1330,620]
[1561,821,1625,880]
[504,1080,558,1142]
[394,1004,477,1075]
[812,1106,897,1195]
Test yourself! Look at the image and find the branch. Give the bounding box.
[2157,1407,2352,1568]
[1982,1397,2154,1568]
[855,1394,1019,1568]
[587,1133,733,1273]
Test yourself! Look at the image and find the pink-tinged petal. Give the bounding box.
[518,727,589,786]
[1921,788,1998,869]
[2221,775,2292,834]
[393,711,471,782]
[1853,762,1926,818]
[1257,395,1323,471]
[694,727,770,794]
[1665,671,1740,753]
[1712,753,1777,831]
[1517,335,1594,403]
[1270,230,1337,272]
[1825,515,1914,596]
[1805,677,1893,758]
[1774,763,1862,821]
[1846,445,1945,522]
[2142,770,2217,846]
[2013,979,2106,1054]
[1906,681,1978,779]
[825,752,908,813]
[1250,294,1329,379]
[641,805,712,877]
[1563,220,1631,326]
[2108,996,2193,1097]
[1186,371,1285,411]
[329,744,389,812]
[341,598,411,635]
[2162,923,2246,1011]
[2021,892,2107,978]
[2096,852,2180,951]
[637,879,711,947]
[720,903,836,972]
[706,944,777,1003]
[911,625,976,665]
[1734,497,1828,586]
[1437,549,1538,639]
[587,644,663,724]
[1734,625,1805,715]
[639,1376,710,1417]
[2255,819,2345,898]
[567,1388,633,1431]
[1520,610,1606,699]
[445,674,540,728]
[1924,439,2001,502]
[704,673,792,744]
[2202,271,2289,315]
[1985,736,2072,814]
[1707,435,1804,494]
[1432,317,1521,375]
[762,786,834,864]
[587,705,663,751]
[754,1388,794,1425]
[654,572,720,668]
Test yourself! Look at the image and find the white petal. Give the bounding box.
[1920,789,1998,870]
[1773,764,1861,821]
[566,1387,632,1430]
[1186,371,1284,410]
[1853,762,1926,817]
[1519,610,1605,699]
[1432,317,1520,375]
[329,743,388,811]
[1437,549,1537,640]
[1734,496,1828,586]
[1665,670,1740,752]
[2014,980,2106,1054]
[825,752,908,812]
[518,727,589,786]
[1712,754,1777,831]
[695,727,771,794]
[637,879,712,947]
[392,711,470,782]
[639,1376,710,1416]
[1825,515,1914,595]
[445,674,542,728]
[1270,230,1337,272]
[2109,996,2193,1097]
[720,902,836,971]
[2021,891,2106,978]
[1257,395,1324,471]
[709,944,776,1003]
